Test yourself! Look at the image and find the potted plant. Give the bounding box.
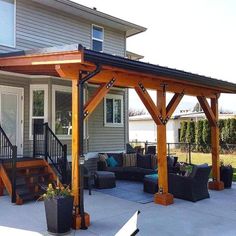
[42,183,74,235]
[220,160,233,188]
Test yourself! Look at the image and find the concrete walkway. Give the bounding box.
[1,184,236,236]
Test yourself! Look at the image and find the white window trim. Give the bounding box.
[52,85,72,140]
[0,0,16,48]
[29,84,48,140]
[91,24,104,52]
[104,94,124,128]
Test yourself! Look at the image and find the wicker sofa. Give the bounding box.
[97,152,178,182]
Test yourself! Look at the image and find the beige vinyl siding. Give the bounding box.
[87,87,127,152]
[0,0,125,56]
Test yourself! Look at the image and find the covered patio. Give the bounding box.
[1,44,236,229]
[1,185,236,235]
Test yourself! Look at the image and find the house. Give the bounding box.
[129,112,236,144]
[0,0,146,158]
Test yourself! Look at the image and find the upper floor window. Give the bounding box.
[104,94,123,127]
[0,0,15,47]
[92,25,103,52]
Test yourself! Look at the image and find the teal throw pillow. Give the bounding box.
[107,156,118,167]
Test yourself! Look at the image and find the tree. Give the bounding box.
[202,120,211,152]
[129,108,147,117]
[186,121,195,144]
[195,120,204,152]
[180,121,187,142]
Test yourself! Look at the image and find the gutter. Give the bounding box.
[78,63,101,230]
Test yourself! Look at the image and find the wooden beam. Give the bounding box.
[89,70,220,98]
[83,78,116,120]
[165,93,184,122]
[135,83,163,125]
[154,89,174,205]
[208,97,224,190]
[55,64,80,79]
[0,51,83,67]
[197,96,217,126]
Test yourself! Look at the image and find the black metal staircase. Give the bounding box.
[33,123,68,184]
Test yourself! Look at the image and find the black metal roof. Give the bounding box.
[82,47,236,93]
[0,44,236,93]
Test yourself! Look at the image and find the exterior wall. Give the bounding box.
[0,0,125,56]
[87,86,127,153]
[129,119,181,144]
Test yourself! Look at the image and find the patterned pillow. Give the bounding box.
[123,153,137,167]
[98,153,108,162]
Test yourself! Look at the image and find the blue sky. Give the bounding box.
[74,0,236,113]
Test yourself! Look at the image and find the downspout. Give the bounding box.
[78,64,101,229]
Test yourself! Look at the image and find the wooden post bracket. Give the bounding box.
[165,92,184,123]
[135,83,163,125]
[197,96,217,127]
[83,77,116,120]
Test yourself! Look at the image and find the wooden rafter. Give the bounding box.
[165,93,184,121]
[83,77,116,120]
[197,96,217,126]
[135,83,163,125]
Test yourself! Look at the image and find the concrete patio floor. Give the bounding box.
[1,184,236,236]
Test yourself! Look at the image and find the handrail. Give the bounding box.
[33,123,68,183]
[0,124,17,203]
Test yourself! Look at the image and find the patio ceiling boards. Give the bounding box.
[0,44,235,228]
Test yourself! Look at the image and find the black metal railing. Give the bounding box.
[129,141,192,163]
[0,124,17,203]
[33,123,68,183]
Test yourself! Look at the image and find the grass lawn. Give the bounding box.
[174,151,236,181]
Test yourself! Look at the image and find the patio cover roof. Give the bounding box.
[0,44,236,97]
[0,44,233,228]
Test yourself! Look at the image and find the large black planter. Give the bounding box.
[44,196,74,235]
[220,166,233,188]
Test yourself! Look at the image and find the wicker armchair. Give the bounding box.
[168,164,211,202]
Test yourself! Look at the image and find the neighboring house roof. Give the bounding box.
[129,112,236,121]
[32,0,146,37]
[126,51,144,61]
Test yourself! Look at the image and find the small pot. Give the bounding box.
[44,196,74,235]
[220,166,233,188]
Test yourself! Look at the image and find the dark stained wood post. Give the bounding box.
[154,89,174,205]
[208,96,224,190]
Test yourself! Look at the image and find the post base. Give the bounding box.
[208,181,224,190]
[154,193,174,206]
[72,212,90,230]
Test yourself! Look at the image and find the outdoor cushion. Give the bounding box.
[123,153,137,167]
[189,163,208,178]
[106,156,118,167]
[107,153,123,167]
[137,153,152,169]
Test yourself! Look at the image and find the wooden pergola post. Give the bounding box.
[154,89,174,205]
[208,96,224,190]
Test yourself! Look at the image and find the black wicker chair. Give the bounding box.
[168,164,211,202]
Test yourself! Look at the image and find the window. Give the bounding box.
[92,25,103,52]
[52,85,87,139]
[0,0,15,47]
[104,94,123,127]
[52,86,72,137]
[29,85,48,137]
